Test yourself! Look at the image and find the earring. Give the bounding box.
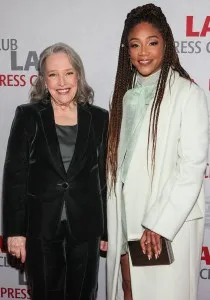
[130,60,133,71]
[130,59,135,71]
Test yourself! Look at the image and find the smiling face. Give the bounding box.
[44,52,78,105]
[128,22,165,77]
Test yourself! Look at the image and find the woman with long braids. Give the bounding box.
[106,4,208,300]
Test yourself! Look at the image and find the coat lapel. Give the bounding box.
[66,104,92,179]
[40,101,66,179]
[39,102,92,180]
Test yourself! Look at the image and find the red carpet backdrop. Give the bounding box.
[0,0,209,299]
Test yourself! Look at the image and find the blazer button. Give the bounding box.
[61,182,69,189]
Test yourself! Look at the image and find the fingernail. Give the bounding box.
[148,255,151,260]
[143,250,146,254]
[155,254,158,259]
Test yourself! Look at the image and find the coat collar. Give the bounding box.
[39,101,92,180]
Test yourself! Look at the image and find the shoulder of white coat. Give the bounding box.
[169,70,206,104]
[169,70,191,91]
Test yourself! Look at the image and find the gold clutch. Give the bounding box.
[128,237,174,266]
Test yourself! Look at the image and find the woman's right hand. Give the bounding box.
[7,236,26,263]
[100,240,108,252]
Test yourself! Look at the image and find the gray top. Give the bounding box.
[56,123,78,220]
[56,124,78,172]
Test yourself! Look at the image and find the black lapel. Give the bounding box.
[67,103,92,179]
[39,101,66,179]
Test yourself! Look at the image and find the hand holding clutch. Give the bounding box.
[128,229,174,267]
[140,229,161,260]
[128,237,174,266]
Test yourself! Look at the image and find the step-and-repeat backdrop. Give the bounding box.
[0,0,210,299]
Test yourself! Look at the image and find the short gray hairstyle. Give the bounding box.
[30,42,94,104]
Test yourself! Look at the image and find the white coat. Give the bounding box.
[107,71,209,300]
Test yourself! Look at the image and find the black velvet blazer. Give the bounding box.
[3,100,108,241]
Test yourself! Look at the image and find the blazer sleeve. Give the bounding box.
[98,111,109,241]
[3,106,29,238]
[142,83,209,241]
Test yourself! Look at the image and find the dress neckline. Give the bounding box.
[136,69,161,87]
[55,124,78,128]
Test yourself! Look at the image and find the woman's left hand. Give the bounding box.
[140,229,161,260]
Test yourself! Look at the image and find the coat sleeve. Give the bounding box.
[142,83,209,241]
[3,106,29,238]
[98,111,109,241]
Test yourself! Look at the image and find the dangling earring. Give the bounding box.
[130,59,133,71]
[129,59,135,72]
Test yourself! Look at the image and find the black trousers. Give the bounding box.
[26,221,100,300]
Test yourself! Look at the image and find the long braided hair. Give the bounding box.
[107,3,192,189]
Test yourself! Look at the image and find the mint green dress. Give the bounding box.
[120,70,160,254]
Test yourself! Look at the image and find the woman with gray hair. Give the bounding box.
[3,42,108,300]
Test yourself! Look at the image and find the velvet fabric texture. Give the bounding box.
[26,220,100,300]
[3,100,108,299]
